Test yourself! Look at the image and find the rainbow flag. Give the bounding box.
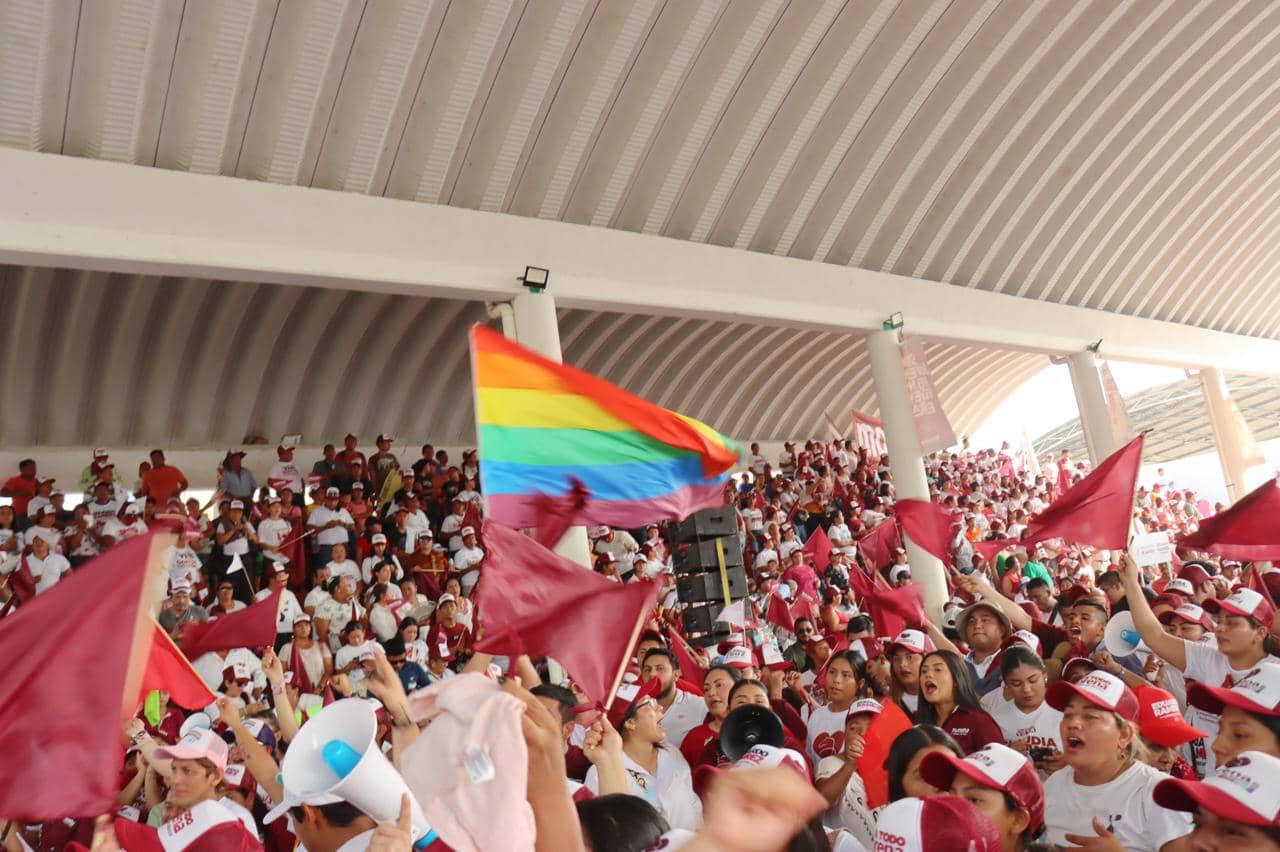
[470,324,741,529]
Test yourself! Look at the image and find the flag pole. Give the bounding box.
[604,604,651,710]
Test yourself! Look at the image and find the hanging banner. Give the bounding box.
[900,337,958,455]
[1099,361,1134,448]
[851,409,888,459]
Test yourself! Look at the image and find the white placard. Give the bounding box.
[1130,531,1174,567]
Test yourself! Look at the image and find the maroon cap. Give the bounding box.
[1178,563,1212,588]
[919,744,1045,832]
[1204,588,1276,626]
[1047,670,1140,721]
[606,677,662,729]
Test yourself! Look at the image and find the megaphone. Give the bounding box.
[1104,611,1148,657]
[279,698,437,847]
[720,704,785,761]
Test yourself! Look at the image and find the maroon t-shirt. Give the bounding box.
[942,706,1005,755]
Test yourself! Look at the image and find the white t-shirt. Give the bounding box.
[304,586,332,612]
[24,525,62,553]
[661,690,708,749]
[256,587,303,633]
[87,498,120,530]
[268,461,305,494]
[192,648,266,693]
[1042,761,1190,852]
[440,513,465,551]
[988,698,1063,754]
[584,748,702,831]
[168,545,203,589]
[815,756,877,849]
[803,703,850,767]
[218,519,254,556]
[28,553,70,594]
[257,517,292,552]
[308,507,354,546]
[361,553,403,586]
[327,559,361,587]
[1181,641,1280,776]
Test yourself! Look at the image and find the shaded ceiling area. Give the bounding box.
[1035,374,1280,463]
[0,265,1044,448]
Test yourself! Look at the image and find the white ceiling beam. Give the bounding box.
[1,146,1279,375]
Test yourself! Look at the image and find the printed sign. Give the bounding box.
[900,337,958,454]
[852,409,889,458]
[1130,531,1174,567]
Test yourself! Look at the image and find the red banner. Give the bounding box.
[900,337,957,454]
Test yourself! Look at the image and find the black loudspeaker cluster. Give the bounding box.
[669,508,747,647]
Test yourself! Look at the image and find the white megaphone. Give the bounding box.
[1104,611,1148,657]
[278,698,437,847]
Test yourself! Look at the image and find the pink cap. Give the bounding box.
[1205,587,1276,625]
[919,743,1045,831]
[153,729,229,775]
[1154,751,1280,827]
[872,795,1001,852]
[1047,670,1140,721]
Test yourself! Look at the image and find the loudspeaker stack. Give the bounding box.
[669,507,748,647]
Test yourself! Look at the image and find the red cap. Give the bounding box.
[888,629,934,656]
[1136,685,1208,747]
[1178,563,1212,588]
[1188,662,1280,717]
[872,795,1001,852]
[919,744,1045,831]
[1047,670,1140,721]
[606,677,662,729]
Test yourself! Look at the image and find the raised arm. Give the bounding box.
[954,572,1033,631]
[1118,553,1187,671]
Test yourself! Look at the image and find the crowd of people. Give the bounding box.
[1,432,1278,851]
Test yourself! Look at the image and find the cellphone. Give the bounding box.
[1029,746,1053,762]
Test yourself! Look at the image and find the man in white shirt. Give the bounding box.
[23,507,64,553]
[193,646,266,695]
[25,536,70,594]
[85,480,120,531]
[452,527,485,594]
[595,527,639,568]
[268,441,305,494]
[440,498,467,552]
[307,487,355,566]
[256,564,304,651]
[640,647,708,748]
[747,443,768,476]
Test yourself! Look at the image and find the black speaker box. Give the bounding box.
[669,508,737,544]
[675,566,749,603]
[672,537,745,573]
[680,601,729,639]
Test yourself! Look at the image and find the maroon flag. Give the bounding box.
[0,555,38,618]
[531,477,592,550]
[858,520,903,572]
[802,525,833,572]
[895,499,955,566]
[1023,434,1145,549]
[1178,478,1280,560]
[140,625,217,711]
[179,589,281,659]
[972,538,1020,563]
[289,636,315,694]
[662,623,707,693]
[473,520,659,707]
[765,591,796,633]
[0,533,180,821]
[846,563,910,638]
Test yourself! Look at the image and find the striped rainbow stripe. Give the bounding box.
[470,324,741,529]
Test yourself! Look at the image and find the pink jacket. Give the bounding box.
[402,673,535,852]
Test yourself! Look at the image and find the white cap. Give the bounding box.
[721,646,754,669]
[460,526,475,537]
[370,533,387,545]
[1010,629,1042,654]
[325,487,340,497]
[731,744,807,775]
[1165,578,1195,596]
[1155,750,1280,827]
[890,564,912,583]
[93,447,109,458]
[263,784,344,824]
[888,629,934,656]
[848,698,884,717]
[228,499,244,510]
[437,593,456,605]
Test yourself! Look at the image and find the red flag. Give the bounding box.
[0,533,173,821]
[461,500,483,536]
[530,477,592,550]
[972,537,1019,563]
[179,588,281,659]
[473,520,659,707]
[1023,434,1144,549]
[858,520,903,572]
[289,636,315,694]
[765,591,796,633]
[847,565,914,638]
[662,623,706,694]
[1178,478,1280,560]
[802,525,833,572]
[140,625,218,710]
[895,499,955,566]
[858,699,914,808]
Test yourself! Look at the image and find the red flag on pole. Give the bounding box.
[802,525,833,572]
[473,520,659,707]
[1022,434,1145,549]
[0,533,206,822]
[662,623,706,694]
[765,592,797,633]
[858,520,903,572]
[1177,478,1280,560]
[894,499,956,566]
[179,588,281,659]
[289,635,316,694]
[141,624,218,710]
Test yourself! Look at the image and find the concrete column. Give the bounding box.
[865,329,948,619]
[1199,368,1250,504]
[1065,350,1118,465]
[502,291,594,567]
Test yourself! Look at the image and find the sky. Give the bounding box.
[969,359,1279,505]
